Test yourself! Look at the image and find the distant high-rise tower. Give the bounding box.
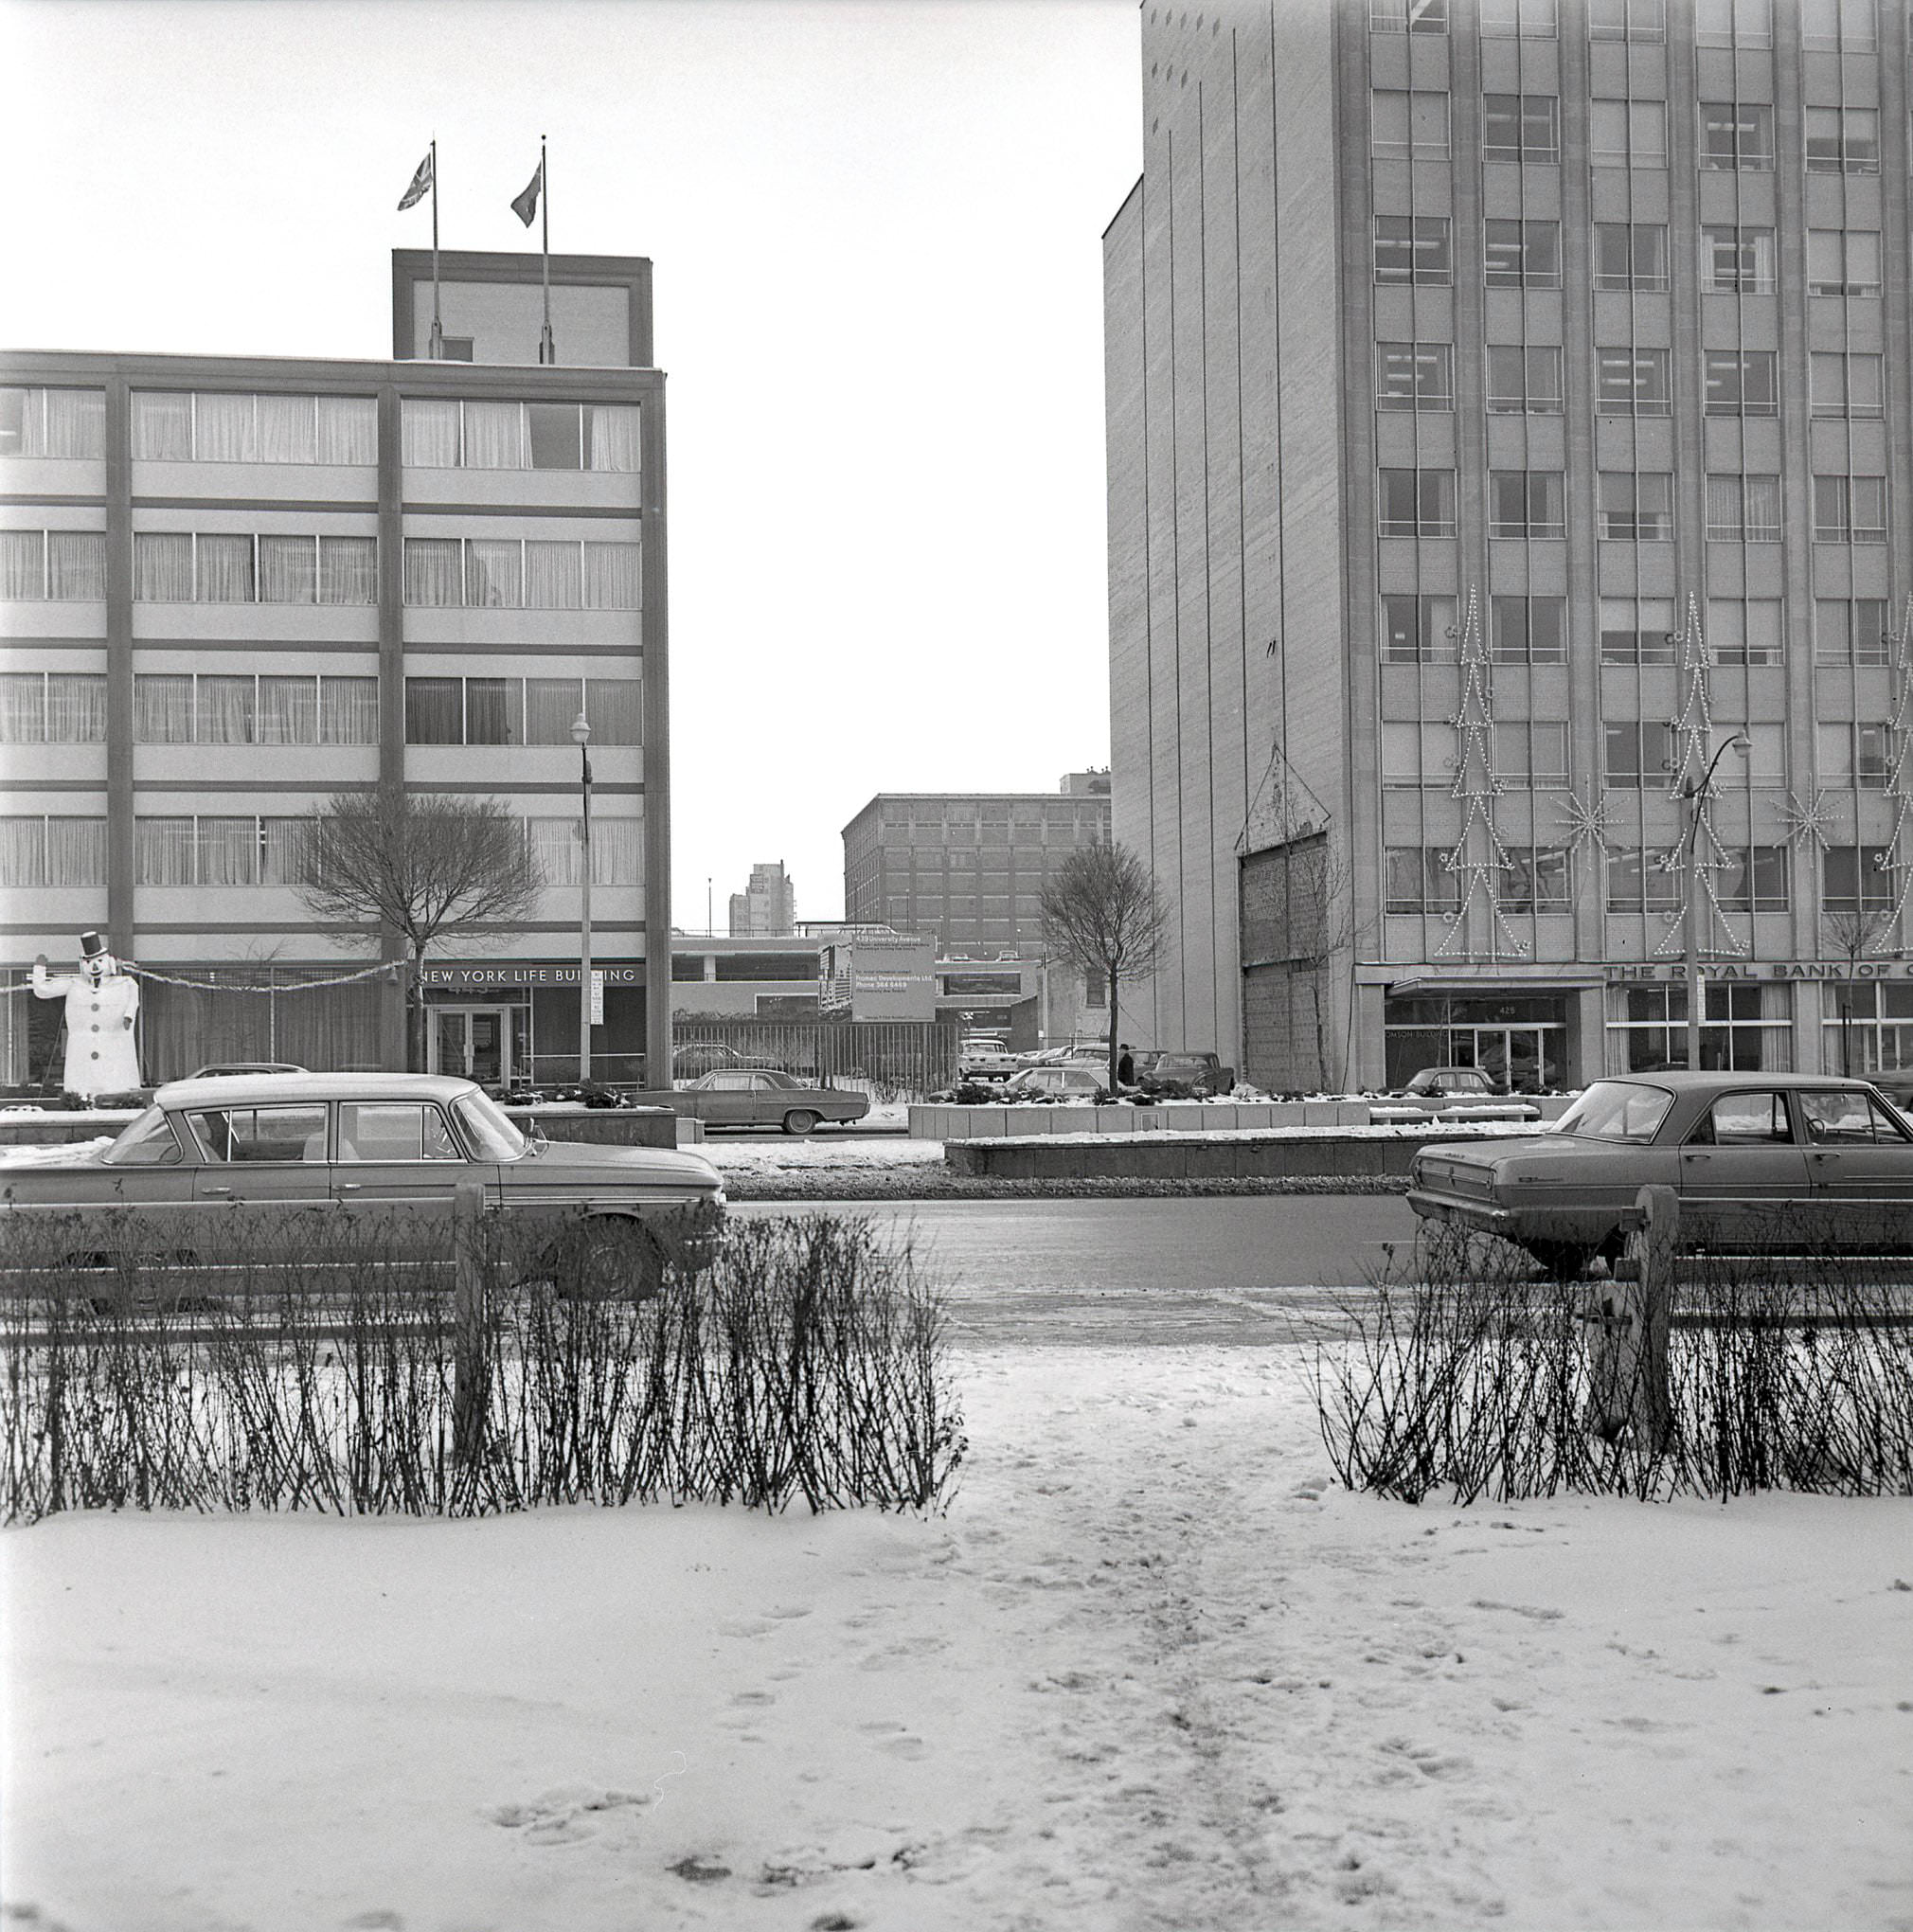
[1105,0,1910,1093]
[728,861,796,936]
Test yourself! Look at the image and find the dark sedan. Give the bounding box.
[1407,1071,1913,1274]
[659,1069,869,1136]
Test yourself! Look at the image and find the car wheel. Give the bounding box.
[565,1217,665,1302]
[1524,1239,1595,1280]
[782,1110,820,1136]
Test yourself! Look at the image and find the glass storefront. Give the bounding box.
[1384,993,1572,1091]
[1821,981,1913,1079]
[1604,982,1790,1072]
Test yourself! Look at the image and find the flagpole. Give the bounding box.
[538,134,555,366]
[428,137,444,360]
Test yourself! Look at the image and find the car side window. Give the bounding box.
[111,1110,186,1166]
[1691,1093,1792,1146]
[185,1103,327,1163]
[1800,1090,1910,1145]
[336,1102,458,1162]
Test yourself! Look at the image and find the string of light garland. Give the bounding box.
[1872,594,1913,936]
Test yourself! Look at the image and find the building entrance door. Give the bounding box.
[1462,1026,1562,1094]
[431,1007,517,1086]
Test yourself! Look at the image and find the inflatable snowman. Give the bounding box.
[31,931,142,1100]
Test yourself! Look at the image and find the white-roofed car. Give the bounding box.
[0,1071,724,1301]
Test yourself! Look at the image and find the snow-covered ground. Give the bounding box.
[5,1345,1907,1931]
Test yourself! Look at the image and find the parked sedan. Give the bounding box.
[665,1069,869,1136]
[999,1065,1113,1104]
[1406,1071,1913,1275]
[1134,1051,1236,1100]
[0,1071,725,1289]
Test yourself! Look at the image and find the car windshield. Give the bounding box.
[101,1106,183,1166]
[1552,1081,1674,1144]
[452,1090,527,1160]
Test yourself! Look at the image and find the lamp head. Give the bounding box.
[570,712,591,747]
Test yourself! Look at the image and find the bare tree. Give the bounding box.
[293,792,544,1070]
[1823,903,1901,1077]
[1039,842,1171,1091]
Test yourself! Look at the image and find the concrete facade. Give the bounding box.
[1,249,671,1089]
[1105,0,1912,1094]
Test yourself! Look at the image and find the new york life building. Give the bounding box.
[0,249,669,1088]
[1105,0,1912,1093]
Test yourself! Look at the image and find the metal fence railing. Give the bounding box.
[670,1020,962,1100]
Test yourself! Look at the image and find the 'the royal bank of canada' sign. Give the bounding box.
[1605,960,1911,982]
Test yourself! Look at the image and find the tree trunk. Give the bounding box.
[409,947,428,1073]
[1107,970,1120,1091]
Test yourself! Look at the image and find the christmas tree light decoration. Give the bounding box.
[1871,595,1913,935]
[1653,593,1749,960]
[1435,586,1529,959]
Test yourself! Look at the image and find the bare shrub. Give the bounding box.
[0,1208,964,1524]
[1313,1223,1913,1505]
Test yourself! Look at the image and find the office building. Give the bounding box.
[1,247,670,1089]
[728,860,796,936]
[1105,0,1910,1089]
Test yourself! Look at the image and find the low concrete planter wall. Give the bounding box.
[910,1097,1571,1139]
[943,1125,1524,1183]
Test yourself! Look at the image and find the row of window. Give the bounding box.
[1374,91,1884,173]
[1376,219,1886,300]
[0,672,642,747]
[1370,0,1880,50]
[1380,594,1894,665]
[0,531,643,610]
[1382,343,1889,420]
[0,814,641,888]
[1382,717,1894,788]
[1381,844,1888,917]
[0,388,644,474]
[1380,470,1887,542]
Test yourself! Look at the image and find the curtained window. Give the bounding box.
[47,816,108,885]
[404,677,463,743]
[584,678,641,744]
[590,817,642,886]
[0,530,44,599]
[197,675,258,744]
[134,532,194,601]
[259,817,311,886]
[0,818,46,886]
[587,405,640,473]
[314,395,376,465]
[0,674,45,741]
[259,534,318,603]
[132,391,192,460]
[258,676,318,744]
[35,389,106,458]
[465,678,522,744]
[319,676,378,743]
[401,399,461,468]
[197,817,259,886]
[465,539,522,609]
[403,538,461,606]
[135,817,198,885]
[133,675,195,742]
[196,534,256,602]
[461,402,524,468]
[528,817,581,886]
[46,674,107,742]
[256,394,316,463]
[46,531,105,599]
[194,392,257,461]
[525,678,582,744]
[582,541,640,609]
[524,540,582,609]
[318,534,377,604]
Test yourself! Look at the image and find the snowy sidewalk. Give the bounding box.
[3,1347,1909,1931]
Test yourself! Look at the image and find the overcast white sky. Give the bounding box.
[2,0,1139,928]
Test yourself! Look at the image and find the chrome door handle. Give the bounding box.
[203,1185,233,1197]
[338,1182,363,1192]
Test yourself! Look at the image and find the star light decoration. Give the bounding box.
[1653,592,1748,960]
[1778,788,1839,854]
[1873,594,1913,936]
[1435,586,1529,959]
[1552,789,1614,856]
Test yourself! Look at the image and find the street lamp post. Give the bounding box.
[571,711,594,1083]
[1680,733,1749,1075]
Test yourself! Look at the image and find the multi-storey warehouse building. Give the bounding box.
[1105,0,1911,1092]
[0,248,670,1088]
[842,775,1113,956]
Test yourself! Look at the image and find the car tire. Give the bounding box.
[565,1217,665,1302]
[1524,1239,1595,1280]
[782,1110,819,1136]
